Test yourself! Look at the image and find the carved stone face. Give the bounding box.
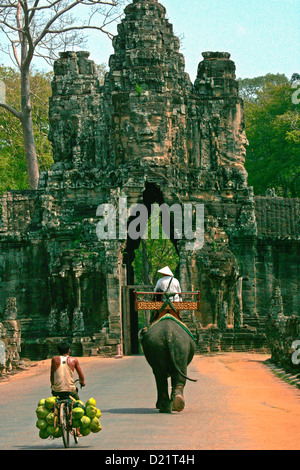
[222,103,249,167]
[234,126,249,165]
[233,106,249,165]
[119,94,172,161]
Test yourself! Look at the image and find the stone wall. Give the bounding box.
[0,298,22,377]
[0,0,299,360]
[266,286,300,371]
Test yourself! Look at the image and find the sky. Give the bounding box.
[0,0,299,81]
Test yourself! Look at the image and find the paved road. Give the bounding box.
[0,353,299,451]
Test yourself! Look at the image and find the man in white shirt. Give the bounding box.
[152,266,182,322]
[154,266,182,302]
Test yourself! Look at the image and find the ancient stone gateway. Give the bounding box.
[0,0,299,360]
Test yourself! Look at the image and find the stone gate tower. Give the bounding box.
[0,0,299,358]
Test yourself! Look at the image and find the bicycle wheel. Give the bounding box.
[60,402,70,448]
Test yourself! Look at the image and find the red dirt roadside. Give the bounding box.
[193,353,300,450]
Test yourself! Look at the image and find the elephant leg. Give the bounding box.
[171,372,186,413]
[172,384,185,412]
[154,373,171,413]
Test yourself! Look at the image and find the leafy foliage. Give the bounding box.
[0,63,108,195]
[238,73,289,102]
[132,208,179,286]
[0,65,53,194]
[239,74,300,197]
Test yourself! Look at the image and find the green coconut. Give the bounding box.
[36,419,48,430]
[36,406,49,419]
[80,427,91,437]
[53,427,62,438]
[80,415,91,429]
[96,408,101,418]
[45,397,57,410]
[91,425,102,434]
[38,399,46,407]
[72,418,81,429]
[85,397,96,408]
[39,428,50,440]
[86,405,97,419]
[89,417,101,432]
[47,425,60,436]
[46,412,55,425]
[72,407,85,420]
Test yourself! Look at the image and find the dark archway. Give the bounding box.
[122,182,180,354]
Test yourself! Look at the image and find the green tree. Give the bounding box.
[0,65,53,194]
[238,73,289,102]
[133,207,180,286]
[0,62,108,195]
[133,238,179,286]
[239,74,300,197]
[0,0,126,189]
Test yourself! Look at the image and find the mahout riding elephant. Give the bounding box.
[140,316,197,413]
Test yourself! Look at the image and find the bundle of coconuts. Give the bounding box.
[36,396,102,439]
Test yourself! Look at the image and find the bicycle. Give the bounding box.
[53,379,82,448]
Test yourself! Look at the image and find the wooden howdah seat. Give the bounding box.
[134,291,200,323]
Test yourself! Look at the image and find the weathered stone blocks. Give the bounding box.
[0,0,299,361]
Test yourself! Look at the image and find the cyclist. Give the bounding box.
[50,341,85,401]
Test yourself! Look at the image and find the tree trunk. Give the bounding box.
[141,239,152,285]
[20,65,39,190]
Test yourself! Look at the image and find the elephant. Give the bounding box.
[140,316,197,413]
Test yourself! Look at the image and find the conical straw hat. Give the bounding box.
[157,266,173,277]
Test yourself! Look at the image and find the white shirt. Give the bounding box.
[154,276,182,302]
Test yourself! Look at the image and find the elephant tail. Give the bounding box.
[168,344,197,383]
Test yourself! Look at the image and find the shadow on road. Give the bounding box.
[103,408,158,415]
[13,444,93,450]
